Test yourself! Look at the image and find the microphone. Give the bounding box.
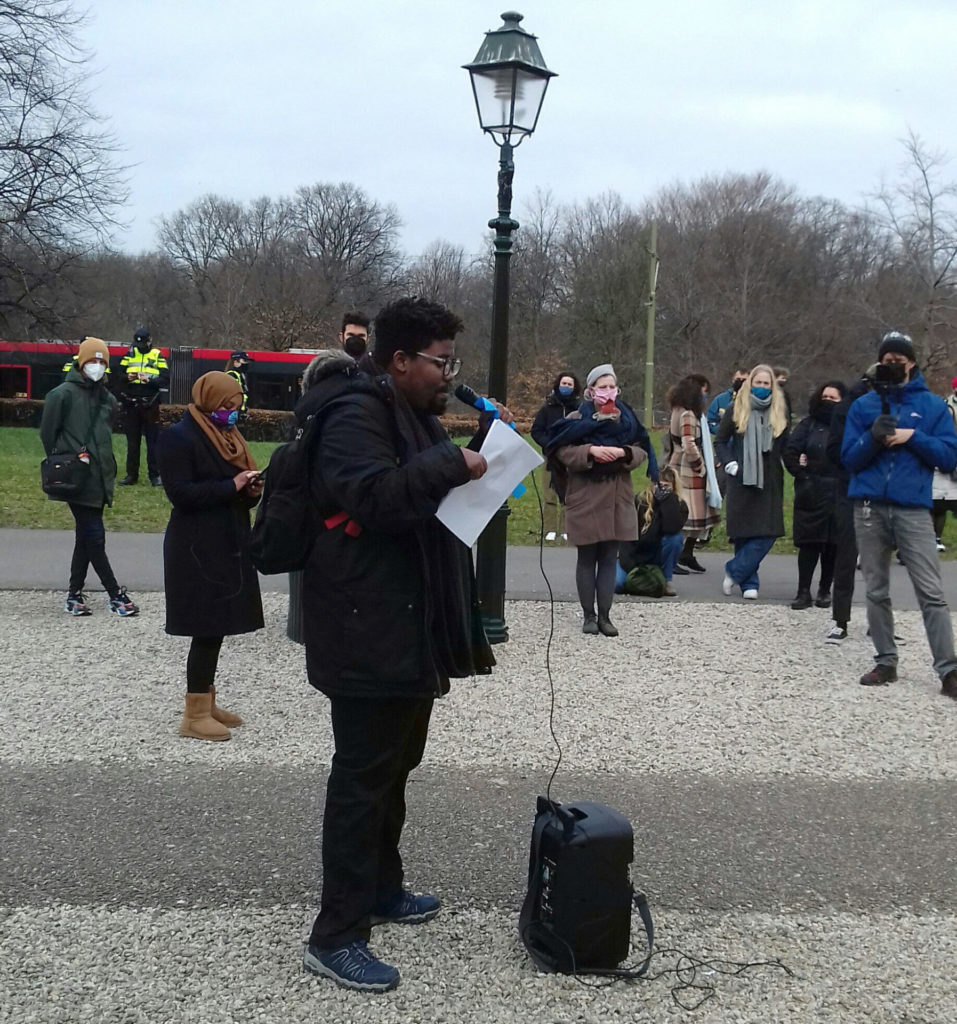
[454,383,488,411]
[454,384,517,432]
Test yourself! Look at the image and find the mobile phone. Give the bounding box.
[874,363,906,386]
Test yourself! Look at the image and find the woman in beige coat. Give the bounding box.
[545,364,652,637]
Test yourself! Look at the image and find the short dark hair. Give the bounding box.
[669,375,706,417]
[341,311,370,333]
[372,297,464,368]
[551,371,580,395]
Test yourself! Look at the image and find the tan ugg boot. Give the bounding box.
[209,685,243,727]
[180,692,231,741]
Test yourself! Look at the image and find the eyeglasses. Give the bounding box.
[410,352,462,378]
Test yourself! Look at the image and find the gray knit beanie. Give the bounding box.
[586,363,616,387]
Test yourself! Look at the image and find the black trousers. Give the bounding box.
[124,405,159,479]
[831,492,857,628]
[186,637,223,693]
[68,503,119,598]
[309,695,433,950]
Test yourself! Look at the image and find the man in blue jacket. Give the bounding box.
[706,367,747,435]
[842,331,957,698]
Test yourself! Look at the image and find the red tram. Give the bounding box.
[0,340,320,409]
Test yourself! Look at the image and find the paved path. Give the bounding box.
[4,526,957,610]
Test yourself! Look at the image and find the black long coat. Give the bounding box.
[715,414,788,540]
[783,409,841,546]
[158,416,264,638]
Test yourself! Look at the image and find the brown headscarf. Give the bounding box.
[187,371,256,470]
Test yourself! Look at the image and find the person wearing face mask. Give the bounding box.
[842,331,957,697]
[715,364,790,600]
[158,371,265,741]
[783,381,847,610]
[706,367,748,436]
[338,311,372,360]
[118,326,169,487]
[531,371,581,541]
[40,337,139,617]
[545,364,656,636]
[224,351,253,417]
[618,466,689,596]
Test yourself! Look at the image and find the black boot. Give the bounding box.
[118,476,137,486]
[582,612,599,636]
[790,589,813,610]
[814,588,831,608]
[597,613,619,637]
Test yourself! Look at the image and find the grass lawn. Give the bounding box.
[5,426,957,554]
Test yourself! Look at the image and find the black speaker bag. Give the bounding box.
[519,796,653,976]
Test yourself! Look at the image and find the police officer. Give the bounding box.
[224,350,252,417]
[118,327,168,486]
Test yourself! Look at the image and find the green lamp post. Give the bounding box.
[464,10,556,643]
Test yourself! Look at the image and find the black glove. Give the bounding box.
[870,414,898,442]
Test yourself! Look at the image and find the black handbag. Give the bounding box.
[40,404,97,499]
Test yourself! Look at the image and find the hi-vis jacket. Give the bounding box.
[119,347,169,397]
[225,369,249,411]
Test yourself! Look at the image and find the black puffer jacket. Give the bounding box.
[531,391,580,499]
[301,384,491,698]
[783,402,842,545]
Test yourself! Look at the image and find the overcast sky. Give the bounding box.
[81,0,955,258]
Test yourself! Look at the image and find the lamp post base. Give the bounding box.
[480,612,509,645]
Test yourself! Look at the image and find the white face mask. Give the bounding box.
[83,362,106,382]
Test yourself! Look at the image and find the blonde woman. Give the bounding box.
[715,364,789,599]
[619,466,688,596]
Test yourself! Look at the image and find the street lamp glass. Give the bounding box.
[464,11,555,146]
[468,66,550,142]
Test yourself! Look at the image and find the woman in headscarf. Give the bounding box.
[158,371,265,741]
[530,371,581,542]
[715,363,790,600]
[545,363,656,637]
[783,381,846,610]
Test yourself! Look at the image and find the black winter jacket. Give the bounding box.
[783,405,841,545]
[715,414,788,540]
[158,416,264,637]
[301,386,490,698]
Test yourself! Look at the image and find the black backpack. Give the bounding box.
[248,361,389,575]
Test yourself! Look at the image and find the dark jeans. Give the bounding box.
[124,406,159,479]
[657,533,685,581]
[725,536,776,591]
[186,637,223,693]
[68,503,119,598]
[310,695,433,950]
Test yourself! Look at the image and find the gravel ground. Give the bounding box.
[0,903,953,1024]
[2,591,955,778]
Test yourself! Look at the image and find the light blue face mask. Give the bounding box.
[210,409,239,429]
[751,386,772,400]
[558,385,574,397]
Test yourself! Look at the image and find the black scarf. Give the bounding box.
[389,384,495,682]
[544,399,658,480]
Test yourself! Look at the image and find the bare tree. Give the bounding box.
[0,0,126,335]
[870,130,957,379]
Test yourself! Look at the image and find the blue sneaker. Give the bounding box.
[302,940,399,992]
[371,889,441,925]
[65,592,92,616]
[108,590,139,617]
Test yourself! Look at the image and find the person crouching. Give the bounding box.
[619,466,689,597]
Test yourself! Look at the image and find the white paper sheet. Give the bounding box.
[436,419,543,547]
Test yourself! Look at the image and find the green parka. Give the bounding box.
[40,368,119,508]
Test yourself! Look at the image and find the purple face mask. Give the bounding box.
[210,409,239,429]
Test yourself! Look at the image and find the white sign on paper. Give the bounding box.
[436,419,543,547]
